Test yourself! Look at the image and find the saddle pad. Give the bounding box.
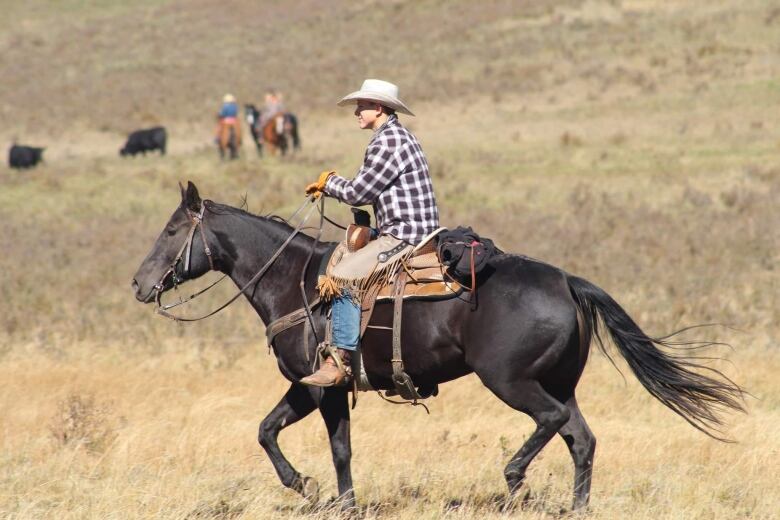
[375,264,462,301]
[376,279,461,301]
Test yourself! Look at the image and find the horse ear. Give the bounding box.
[179,182,187,204]
[185,181,202,212]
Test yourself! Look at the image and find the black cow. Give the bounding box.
[120,127,167,157]
[8,145,45,169]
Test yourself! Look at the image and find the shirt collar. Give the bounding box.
[374,114,398,133]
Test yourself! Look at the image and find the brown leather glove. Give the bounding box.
[305,170,335,198]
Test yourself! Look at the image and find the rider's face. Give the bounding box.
[354,100,381,130]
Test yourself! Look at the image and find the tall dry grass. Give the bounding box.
[1,0,779,518]
[1,341,777,519]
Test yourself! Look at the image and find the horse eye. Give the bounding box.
[166,226,177,236]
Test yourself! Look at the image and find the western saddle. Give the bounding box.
[266,227,462,402]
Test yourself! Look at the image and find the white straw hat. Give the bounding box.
[337,79,414,116]
[223,94,236,103]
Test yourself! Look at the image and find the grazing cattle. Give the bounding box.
[120,127,167,157]
[8,145,45,169]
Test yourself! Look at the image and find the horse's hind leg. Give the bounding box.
[258,383,320,504]
[557,396,596,510]
[489,380,571,496]
[254,134,263,157]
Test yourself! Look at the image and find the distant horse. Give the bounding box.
[244,104,264,156]
[131,183,745,512]
[215,116,242,160]
[245,104,300,157]
[269,112,300,156]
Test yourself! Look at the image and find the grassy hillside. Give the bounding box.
[1,1,778,518]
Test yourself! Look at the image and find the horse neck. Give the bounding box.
[206,209,318,324]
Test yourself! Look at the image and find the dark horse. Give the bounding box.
[131,183,744,511]
[245,104,300,157]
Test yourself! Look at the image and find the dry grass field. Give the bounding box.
[1,0,779,518]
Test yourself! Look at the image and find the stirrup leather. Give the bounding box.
[391,271,424,401]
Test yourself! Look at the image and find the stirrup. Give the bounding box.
[300,344,351,388]
[385,385,438,399]
[391,371,424,401]
[320,343,353,381]
[323,345,349,374]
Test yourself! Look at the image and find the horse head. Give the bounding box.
[244,104,259,126]
[131,181,214,303]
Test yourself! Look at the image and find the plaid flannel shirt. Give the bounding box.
[324,115,439,245]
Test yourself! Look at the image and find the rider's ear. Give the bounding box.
[184,181,202,212]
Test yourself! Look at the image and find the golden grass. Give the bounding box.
[1,0,779,517]
[0,342,777,519]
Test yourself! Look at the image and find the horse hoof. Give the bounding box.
[505,470,525,495]
[301,476,320,505]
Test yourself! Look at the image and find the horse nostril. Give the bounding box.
[131,279,139,293]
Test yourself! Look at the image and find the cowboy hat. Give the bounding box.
[337,79,414,116]
[223,94,236,103]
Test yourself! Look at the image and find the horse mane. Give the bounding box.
[204,200,295,232]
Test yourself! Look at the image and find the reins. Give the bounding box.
[155,197,320,322]
[298,196,326,346]
[152,195,439,413]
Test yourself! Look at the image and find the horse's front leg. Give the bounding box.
[258,383,320,504]
[319,387,355,509]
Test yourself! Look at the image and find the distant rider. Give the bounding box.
[219,93,239,119]
[258,89,286,136]
[215,93,242,153]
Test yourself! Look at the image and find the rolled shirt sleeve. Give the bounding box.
[325,143,400,206]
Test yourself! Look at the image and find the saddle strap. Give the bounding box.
[266,297,321,347]
[391,272,423,401]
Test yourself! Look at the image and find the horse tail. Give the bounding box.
[567,275,745,441]
[287,113,300,149]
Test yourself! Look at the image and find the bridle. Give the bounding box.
[153,197,321,323]
[153,203,214,297]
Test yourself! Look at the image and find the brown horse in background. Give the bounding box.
[215,117,242,160]
[261,112,299,156]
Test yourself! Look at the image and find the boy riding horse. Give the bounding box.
[301,79,439,387]
[215,93,242,159]
[258,90,288,155]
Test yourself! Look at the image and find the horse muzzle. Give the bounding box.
[131,278,157,303]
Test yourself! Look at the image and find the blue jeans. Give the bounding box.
[331,290,360,351]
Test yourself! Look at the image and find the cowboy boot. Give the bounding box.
[300,348,352,387]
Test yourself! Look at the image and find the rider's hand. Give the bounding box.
[305,181,322,197]
[305,170,335,197]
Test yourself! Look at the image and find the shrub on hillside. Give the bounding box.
[49,392,117,453]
